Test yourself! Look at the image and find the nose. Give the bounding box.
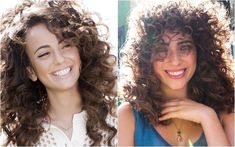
[54,49,65,64]
[165,50,180,65]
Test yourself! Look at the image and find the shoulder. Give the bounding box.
[220,112,234,126]
[118,102,135,127]
[220,112,234,145]
[118,102,135,146]
[118,102,132,111]
[118,102,138,131]
[118,102,134,121]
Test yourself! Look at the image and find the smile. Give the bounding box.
[165,68,186,79]
[53,67,71,76]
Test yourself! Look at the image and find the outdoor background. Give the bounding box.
[0,0,118,56]
[118,0,235,105]
[0,0,234,106]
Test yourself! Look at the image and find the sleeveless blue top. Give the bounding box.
[133,108,208,146]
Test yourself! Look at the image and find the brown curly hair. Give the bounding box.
[121,0,234,126]
[1,0,116,146]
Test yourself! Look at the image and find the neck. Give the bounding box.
[161,85,188,99]
[46,86,82,121]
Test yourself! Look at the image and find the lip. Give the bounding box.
[165,68,186,79]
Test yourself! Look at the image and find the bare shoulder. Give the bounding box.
[220,112,234,145]
[220,112,234,125]
[118,102,135,123]
[117,102,135,146]
[118,102,133,114]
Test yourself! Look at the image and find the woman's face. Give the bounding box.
[152,31,197,92]
[25,23,81,92]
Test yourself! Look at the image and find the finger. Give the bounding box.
[163,99,195,107]
[159,111,181,121]
[161,105,182,115]
[162,100,184,107]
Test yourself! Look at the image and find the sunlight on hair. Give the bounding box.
[0,0,117,56]
[83,0,117,56]
[0,0,19,14]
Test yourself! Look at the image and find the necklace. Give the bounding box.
[47,111,73,133]
[52,120,73,132]
[172,120,183,142]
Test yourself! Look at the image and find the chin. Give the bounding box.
[47,80,79,91]
[54,85,78,91]
[167,83,187,90]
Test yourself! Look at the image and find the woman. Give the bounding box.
[1,0,117,146]
[118,0,234,146]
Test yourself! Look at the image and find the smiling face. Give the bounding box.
[25,23,81,92]
[152,31,197,93]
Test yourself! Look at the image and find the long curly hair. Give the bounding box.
[121,0,234,126]
[1,0,116,146]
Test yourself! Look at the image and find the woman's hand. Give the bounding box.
[159,98,216,124]
[159,98,232,145]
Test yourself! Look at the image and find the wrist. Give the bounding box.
[200,107,217,125]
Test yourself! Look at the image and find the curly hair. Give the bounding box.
[121,0,234,126]
[0,0,116,146]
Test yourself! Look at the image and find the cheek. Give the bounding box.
[153,61,163,77]
[35,65,47,75]
[188,53,197,68]
[185,53,197,77]
[65,48,81,62]
[75,50,81,61]
[32,60,51,75]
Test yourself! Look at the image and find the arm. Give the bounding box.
[117,102,135,146]
[200,108,230,146]
[220,112,234,146]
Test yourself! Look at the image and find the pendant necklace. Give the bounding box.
[48,111,73,133]
[53,121,72,132]
[172,120,183,142]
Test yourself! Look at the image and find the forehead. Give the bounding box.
[25,23,58,50]
[161,31,193,44]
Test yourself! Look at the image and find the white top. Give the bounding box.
[1,110,117,147]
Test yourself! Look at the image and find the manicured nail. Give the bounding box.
[158,117,163,120]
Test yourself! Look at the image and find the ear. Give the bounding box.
[27,67,38,81]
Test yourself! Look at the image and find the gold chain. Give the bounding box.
[48,111,73,132]
[172,120,183,142]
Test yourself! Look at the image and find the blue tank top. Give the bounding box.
[132,108,208,146]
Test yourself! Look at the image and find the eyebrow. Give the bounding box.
[58,39,63,44]
[34,45,50,55]
[177,40,194,45]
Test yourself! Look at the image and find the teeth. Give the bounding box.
[167,70,184,76]
[54,67,70,76]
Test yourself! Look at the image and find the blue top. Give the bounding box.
[132,108,208,146]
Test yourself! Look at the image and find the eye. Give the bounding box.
[180,45,191,51]
[179,44,194,55]
[152,46,168,61]
[156,50,168,58]
[38,52,50,58]
[62,44,72,49]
